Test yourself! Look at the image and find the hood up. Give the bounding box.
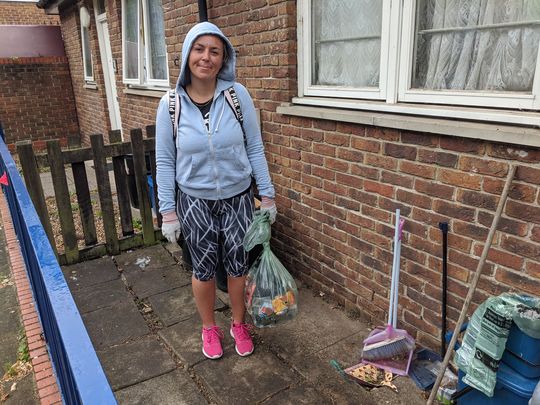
[176,22,236,90]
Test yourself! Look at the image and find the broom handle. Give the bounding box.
[427,165,516,405]
[393,218,404,328]
[388,209,400,326]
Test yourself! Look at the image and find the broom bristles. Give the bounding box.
[362,336,414,361]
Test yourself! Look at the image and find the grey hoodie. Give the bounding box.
[155,22,275,214]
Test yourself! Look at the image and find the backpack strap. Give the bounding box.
[224,85,246,145]
[168,89,181,141]
[170,85,244,144]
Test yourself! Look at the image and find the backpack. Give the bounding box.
[167,85,246,143]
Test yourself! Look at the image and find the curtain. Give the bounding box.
[413,0,540,92]
[312,0,382,88]
[147,0,167,81]
[124,0,139,80]
[82,26,93,78]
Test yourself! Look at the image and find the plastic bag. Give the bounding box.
[243,211,298,328]
[455,293,540,397]
[243,210,272,251]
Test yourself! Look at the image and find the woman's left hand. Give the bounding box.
[260,196,277,224]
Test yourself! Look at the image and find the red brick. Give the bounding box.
[418,149,458,167]
[401,160,436,179]
[501,235,540,260]
[433,200,475,222]
[439,169,482,190]
[506,200,540,225]
[384,143,417,160]
[495,268,540,296]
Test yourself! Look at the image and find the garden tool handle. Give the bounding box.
[427,165,516,405]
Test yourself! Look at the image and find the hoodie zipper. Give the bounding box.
[204,97,221,199]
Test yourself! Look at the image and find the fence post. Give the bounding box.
[109,130,134,236]
[130,128,155,245]
[47,139,79,264]
[90,134,119,255]
[16,141,57,255]
[145,125,162,228]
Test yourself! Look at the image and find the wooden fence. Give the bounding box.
[17,126,162,265]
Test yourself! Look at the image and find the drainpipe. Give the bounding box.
[198,0,208,22]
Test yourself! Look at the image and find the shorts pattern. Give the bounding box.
[176,189,254,281]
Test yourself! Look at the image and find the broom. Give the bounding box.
[362,209,414,363]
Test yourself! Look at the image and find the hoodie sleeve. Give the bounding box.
[155,94,177,214]
[234,83,275,199]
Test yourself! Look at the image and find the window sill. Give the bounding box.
[83,82,98,90]
[123,86,168,98]
[277,102,540,148]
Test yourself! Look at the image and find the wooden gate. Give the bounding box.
[17,126,162,265]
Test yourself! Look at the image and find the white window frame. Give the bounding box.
[297,0,540,126]
[121,0,169,87]
[299,0,392,101]
[81,23,94,82]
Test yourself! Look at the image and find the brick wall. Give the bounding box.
[57,0,540,351]
[0,56,79,149]
[59,4,110,144]
[0,1,59,25]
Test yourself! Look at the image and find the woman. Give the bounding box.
[155,22,276,360]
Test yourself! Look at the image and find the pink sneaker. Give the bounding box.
[230,323,254,357]
[202,326,224,359]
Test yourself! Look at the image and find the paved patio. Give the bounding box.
[61,242,428,405]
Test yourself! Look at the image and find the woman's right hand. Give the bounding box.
[161,211,181,243]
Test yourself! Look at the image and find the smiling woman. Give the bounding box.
[155,22,277,361]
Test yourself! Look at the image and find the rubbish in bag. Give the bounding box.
[243,211,298,328]
[454,293,540,397]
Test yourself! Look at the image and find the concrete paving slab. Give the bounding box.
[123,264,191,299]
[0,283,18,311]
[62,256,119,291]
[162,241,183,263]
[256,288,366,361]
[82,300,149,349]
[2,373,38,405]
[0,332,19,368]
[116,245,176,273]
[114,370,207,405]
[261,385,333,404]
[72,278,133,314]
[287,331,384,404]
[193,349,299,405]
[97,337,176,390]
[159,312,234,367]
[0,307,20,344]
[291,330,426,405]
[148,286,226,327]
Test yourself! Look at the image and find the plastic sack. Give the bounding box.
[243,210,271,251]
[243,212,298,328]
[455,293,540,397]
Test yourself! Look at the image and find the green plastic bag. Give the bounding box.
[243,211,298,328]
[455,293,540,397]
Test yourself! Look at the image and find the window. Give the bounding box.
[80,7,94,82]
[122,0,168,87]
[299,0,540,112]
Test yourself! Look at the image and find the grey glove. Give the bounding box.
[260,196,277,224]
[161,211,181,243]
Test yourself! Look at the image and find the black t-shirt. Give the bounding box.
[186,91,213,130]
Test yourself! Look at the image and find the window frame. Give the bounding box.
[81,22,94,82]
[299,0,392,101]
[121,0,169,87]
[297,0,540,122]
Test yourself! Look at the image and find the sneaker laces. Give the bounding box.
[204,326,224,343]
[233,323,253,341]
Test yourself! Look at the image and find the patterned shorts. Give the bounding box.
[176,188,254,281]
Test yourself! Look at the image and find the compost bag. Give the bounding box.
[243,211,298,328]
[454,293,540,397]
